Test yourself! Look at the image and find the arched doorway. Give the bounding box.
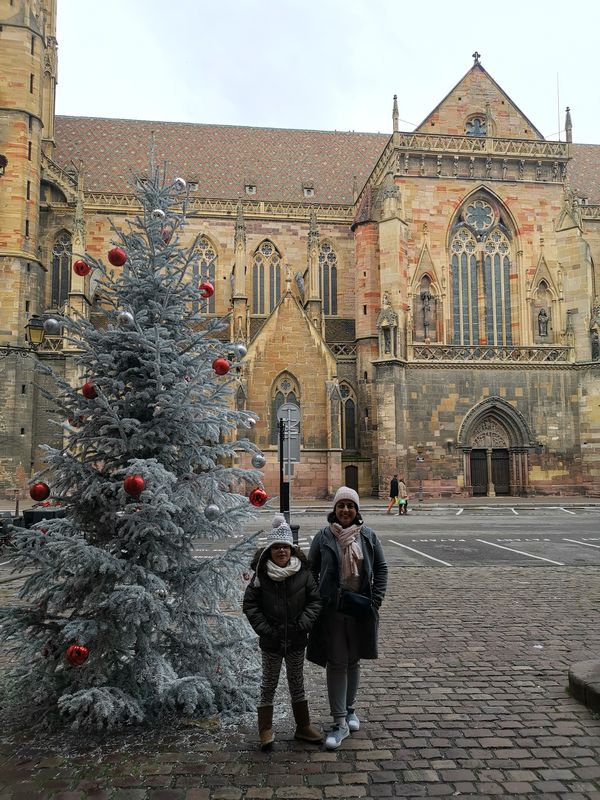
[458,397,534,497]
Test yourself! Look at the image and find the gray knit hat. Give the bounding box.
[265,514,294,548]
[332,486,360,510]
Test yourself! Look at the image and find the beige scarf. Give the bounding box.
[330,522,363,581]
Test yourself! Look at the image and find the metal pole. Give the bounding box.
[279,417,285,516]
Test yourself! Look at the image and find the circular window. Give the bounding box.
[463,199,494,232]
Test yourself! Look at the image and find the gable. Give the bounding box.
[415,63,544,141]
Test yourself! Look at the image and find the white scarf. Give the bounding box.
[266,555,302,582]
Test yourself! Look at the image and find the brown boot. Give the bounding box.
[257,704,274,751]
[292,699,323,743]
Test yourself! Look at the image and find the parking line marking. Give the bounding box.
[558,507,576,515]
[476,539,564,565]
[456,508,464,515]
[511,508,519,515]
[389,539,452,566]
[563,538,600,549]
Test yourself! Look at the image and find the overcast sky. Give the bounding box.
[56,1,599,144]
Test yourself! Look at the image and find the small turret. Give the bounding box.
[392,95,399,133]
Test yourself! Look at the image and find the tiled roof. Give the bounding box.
[53,117,600,207]
[53,116,389,205]
[568,144,600,205]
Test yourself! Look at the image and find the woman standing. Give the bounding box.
[243,514,322,750]
[307,487,388,750]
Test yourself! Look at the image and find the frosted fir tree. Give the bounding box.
[0,171,270,731]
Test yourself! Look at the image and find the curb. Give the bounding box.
[568,659,600,714]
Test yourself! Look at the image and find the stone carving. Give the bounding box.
[471,418,508,448]
[538,308,549,337]
[592,331,600,362]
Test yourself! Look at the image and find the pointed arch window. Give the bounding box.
[51,230,71,309]
[449,198,513,346]
[319,242,338,315]
[252,240,281,314]
[340,382,357,451]
[193,236,217,314]
[270,372,300,445]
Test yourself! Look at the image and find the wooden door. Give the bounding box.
[471,449,487,495]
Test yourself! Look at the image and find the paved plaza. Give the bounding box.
[1,528,599,798]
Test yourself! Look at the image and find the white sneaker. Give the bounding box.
[324,722,350,749]
[346,710,360,732]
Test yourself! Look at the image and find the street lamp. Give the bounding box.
[0,314,47,359]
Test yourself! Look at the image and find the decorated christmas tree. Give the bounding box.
[0,170,269,731]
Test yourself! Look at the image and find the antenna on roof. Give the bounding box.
[557,74,561,142]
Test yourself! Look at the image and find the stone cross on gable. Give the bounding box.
[472,51,481,65]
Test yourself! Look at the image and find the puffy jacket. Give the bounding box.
[242,547,322,654]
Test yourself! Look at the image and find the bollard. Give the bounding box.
[291,523,300,545]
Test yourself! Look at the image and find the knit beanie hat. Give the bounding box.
[332,486,360,510]
[265,514,294,548]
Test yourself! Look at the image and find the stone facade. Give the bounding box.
[1,1,599,499]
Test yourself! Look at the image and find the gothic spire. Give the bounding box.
[234,199,246,248]
[392,94,399,133]
[565,106,572,144]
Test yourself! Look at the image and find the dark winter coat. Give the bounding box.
[306,524,388,667]
[242,547,322,655]
[389,477,399,498]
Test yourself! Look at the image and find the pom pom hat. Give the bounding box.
[265,514,294,548]
[332,486,360,510]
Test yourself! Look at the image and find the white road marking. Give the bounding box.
[476,539,564,565]
[456,508,464,515]
[563,538,600,550]
[511,508,519,515]
[559,507,576,515]
[389,539,452,566]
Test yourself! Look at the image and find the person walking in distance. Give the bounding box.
[385,474,399,514]
[307,487,388,750]
[243,514,322,751]
[397,476,408,515]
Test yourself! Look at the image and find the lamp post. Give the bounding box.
[0,314,46,359]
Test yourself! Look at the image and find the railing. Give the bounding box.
[410,343,571,363]
[581,205,600,220]
[330,342,357,359]
[393,132,569,159]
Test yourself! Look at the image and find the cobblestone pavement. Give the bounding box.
[0,565,599,799]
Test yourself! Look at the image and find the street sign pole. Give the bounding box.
[278,418,289,523]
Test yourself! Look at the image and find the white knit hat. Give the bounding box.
[265,514,294,548]
[332,486,360,510]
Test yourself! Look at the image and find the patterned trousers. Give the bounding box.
[259,648,306,705]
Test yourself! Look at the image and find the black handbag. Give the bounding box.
[337,589,372,618]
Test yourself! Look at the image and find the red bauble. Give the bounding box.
[66,643,89,666]
[199,281,215,299]
[73,259,91,277]
[249,487,268,507]
[123,474,145,497]
[108,247,127,266]
[82,381,97,399]
[212,357,231,376]
[161,227,173,244]
[30,482,50,502]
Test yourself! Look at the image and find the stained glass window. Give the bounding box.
[51,231,71,309]
[339,382,357,451]
[319,242,338,315]
[193,237,216,314]
[253,240,281,314]
[270,373,300,445]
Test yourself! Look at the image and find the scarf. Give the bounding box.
[266,555,302,582]
[330,522,363,581]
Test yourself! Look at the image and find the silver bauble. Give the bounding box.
[246,417,257,428]
[117,310,134,328]
[251,452,266,469]
[151,208,166,219]
[204,503,220,521]
[233,343,248,359]
[43,317,61,335]
[173,177,187,190]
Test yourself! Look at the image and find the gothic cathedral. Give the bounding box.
[1,0,599,499]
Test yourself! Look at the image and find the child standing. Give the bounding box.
[243,514,322,750]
